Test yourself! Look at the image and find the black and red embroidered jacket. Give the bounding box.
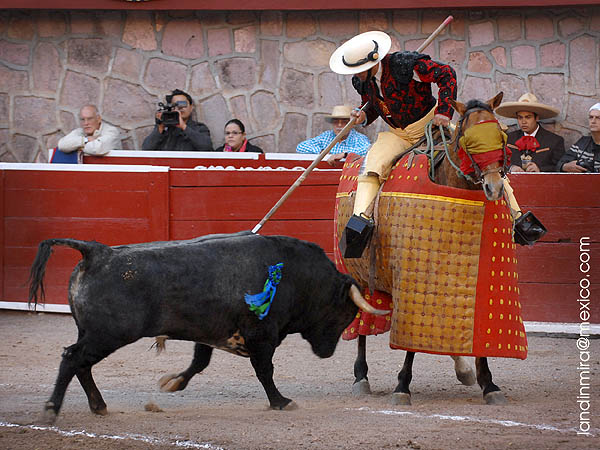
[353,51,457,130]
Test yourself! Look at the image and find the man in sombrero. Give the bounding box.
[329,31,457,257]
[496,93,565,173]
[296,104,371,164]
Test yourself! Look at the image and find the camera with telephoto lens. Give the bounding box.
[156,102,180,126]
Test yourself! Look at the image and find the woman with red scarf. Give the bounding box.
[216,119,263,153]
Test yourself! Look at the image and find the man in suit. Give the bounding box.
[496,93,565,172]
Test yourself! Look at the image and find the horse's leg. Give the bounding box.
[159,343,213,392]
[352,335,371,396]
[392,351,414,405]
[451,355,476,386]
[476,357,507,405]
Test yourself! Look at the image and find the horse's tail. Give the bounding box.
[28,239,108,309]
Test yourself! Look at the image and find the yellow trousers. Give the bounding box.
[353,107,436,215]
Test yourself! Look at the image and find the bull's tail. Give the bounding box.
[28,238,107,310]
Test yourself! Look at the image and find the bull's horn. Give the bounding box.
[349,285,391,316]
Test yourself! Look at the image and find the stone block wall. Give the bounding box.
[0,7,599,162]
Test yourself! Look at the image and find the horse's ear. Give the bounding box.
[450,98,466,116]
[487,92,504,110]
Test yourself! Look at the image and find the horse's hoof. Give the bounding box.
[484,391,507,405]
[456,369,476,386]
[282,401,298,411]
[392,392,411,405]
[352,379,371,397]
[159,373,184,392]
[41,403,57,425]
[92,407,108,416]
[270,398,294,410]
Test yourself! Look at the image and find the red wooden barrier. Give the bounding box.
[0,160,598,326]
[0,163,169,311]
[84,150,333,170]
[510,173,599,324]
[168,168,339,252]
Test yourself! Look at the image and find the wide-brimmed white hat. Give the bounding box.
[329,31,392,75]
[325,105,353,122]
[495,93,560,120]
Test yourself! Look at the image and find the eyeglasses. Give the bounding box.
[173,101,189,110]
[225,131,242,136]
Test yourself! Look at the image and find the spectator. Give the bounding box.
[329,31,457,257]
[142,89,213,151]
[296,105,371,165]
[557,102,600,173]
[215,119,263,153]
[496,93,564,173]
[57,105,120,158]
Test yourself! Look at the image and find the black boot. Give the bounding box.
[513,211,547,246]
[339,214,375,258]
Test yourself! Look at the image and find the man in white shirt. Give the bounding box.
[296,105,371,165]
[57,105,120,158]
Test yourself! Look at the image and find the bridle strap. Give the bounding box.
[452,105,509,182]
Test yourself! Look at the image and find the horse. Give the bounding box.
[335,92,527,405]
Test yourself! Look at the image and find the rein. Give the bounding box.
[391,102,510,186]
[447,104,510,184]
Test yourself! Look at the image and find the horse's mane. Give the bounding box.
[462,99,493,115]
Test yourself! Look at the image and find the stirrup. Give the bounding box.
[339,214,375,258]
[513,211,547,246]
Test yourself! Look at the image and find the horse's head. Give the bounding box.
[449,92,509,201]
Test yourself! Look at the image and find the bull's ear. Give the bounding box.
[450,99,466,116]
[487,92,504,110]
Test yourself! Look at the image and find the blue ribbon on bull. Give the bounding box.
[244,263,284,320]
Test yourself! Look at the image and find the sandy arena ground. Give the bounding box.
[0,310,598,449]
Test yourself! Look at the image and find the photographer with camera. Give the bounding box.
[558,102,600,173]
[142,89,213,152]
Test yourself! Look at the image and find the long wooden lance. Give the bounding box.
[251,15,454,234]
[416,15,453,53]
[251,102,369,234]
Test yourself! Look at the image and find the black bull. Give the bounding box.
[28,231,387,422]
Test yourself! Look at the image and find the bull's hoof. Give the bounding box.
[484,391,507,405]
[391,392,411,406]
[456,369,477,387]
[159,373,185,392]
[41,403,57,425]
[352,379,371,397]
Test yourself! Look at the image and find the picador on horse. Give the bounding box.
[329,29,546,404]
